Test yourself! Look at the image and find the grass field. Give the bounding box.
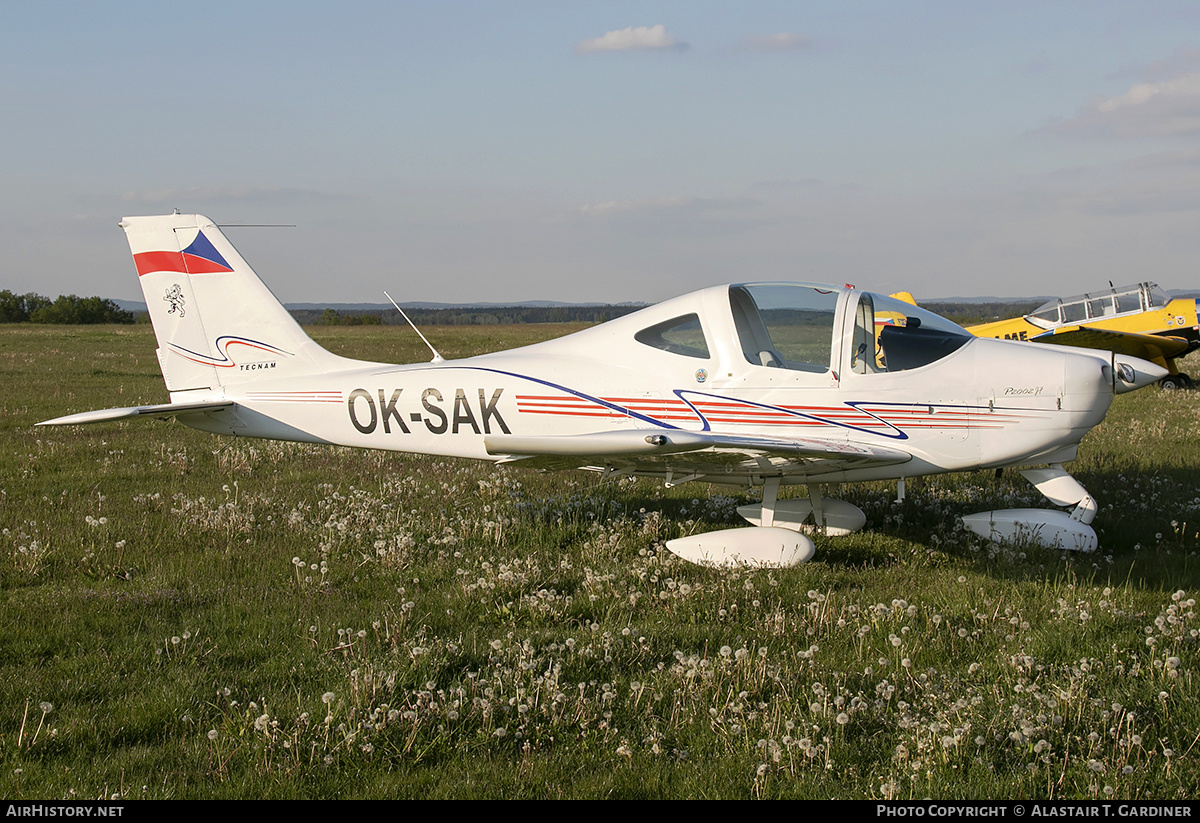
[1,322,1198,799]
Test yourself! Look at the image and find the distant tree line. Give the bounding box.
[290,305,645,327]
[0,290,1043,330]
[313,308,382,326]
[923,301,1043,328]
[0,290,135,324]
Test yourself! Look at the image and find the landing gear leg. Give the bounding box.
[735,483,865,535]
[808,484,825,532]
[1019,464,1097,524]
[760,477,781,528]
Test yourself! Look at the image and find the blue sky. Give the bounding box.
[4,1,1200,304]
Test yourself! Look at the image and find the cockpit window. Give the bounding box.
[1088,295,1116,318]
[1147,284,1172,308]
[730,284,838,373]
[1115,290,1141,314]
[859,292,971,373]
[634,313,710,359]
[1062,301,1087,323]
[1029,304,1061,328]
[1030,283,1166,325]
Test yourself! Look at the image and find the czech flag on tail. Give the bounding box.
[133,229,233,276]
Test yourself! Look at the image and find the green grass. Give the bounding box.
[1,323,1199,799]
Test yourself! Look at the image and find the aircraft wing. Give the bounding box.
[37,401,235,427]
[483,429,911,479]
[1032,325,1192,363]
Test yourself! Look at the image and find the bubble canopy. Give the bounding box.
[725,283,971,375]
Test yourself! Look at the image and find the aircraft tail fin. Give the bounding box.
[123,214,351,393]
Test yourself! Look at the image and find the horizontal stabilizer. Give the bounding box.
[38,401,234,427]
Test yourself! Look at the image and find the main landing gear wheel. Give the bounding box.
[961,464,1099,552]
[1160,373,1192,390]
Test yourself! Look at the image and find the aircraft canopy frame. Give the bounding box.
[1027,282,1172,330]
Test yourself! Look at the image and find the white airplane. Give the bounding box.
[39,214,1167,567]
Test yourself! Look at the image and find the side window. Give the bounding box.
[1088,296,1115,318]
[730,285,838,373]
[634,314,710,359]
[1061,301,1087,323]
[1115,291,1141,314]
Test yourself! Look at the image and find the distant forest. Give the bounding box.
[289,304,646,327]
[922,301,1044,327]
[0,290,135,324]
[0,289,1047,330]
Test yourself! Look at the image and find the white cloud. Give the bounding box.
[744,32,811,52]
[575,25,684,54]
[1049,71,1200,139]
[1096,73,1200,113]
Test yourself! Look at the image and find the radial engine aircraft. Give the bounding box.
[966,282,1200,390]
[39,214,1167,567]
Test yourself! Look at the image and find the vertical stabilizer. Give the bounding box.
[123,214,348,392]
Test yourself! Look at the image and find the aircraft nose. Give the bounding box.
[1112,353,1169,394]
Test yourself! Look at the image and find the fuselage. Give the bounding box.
[175,283,1130,486]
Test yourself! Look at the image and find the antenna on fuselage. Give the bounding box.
[384,291,444,364]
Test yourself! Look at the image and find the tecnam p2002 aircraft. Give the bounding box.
[39,214,1166,567]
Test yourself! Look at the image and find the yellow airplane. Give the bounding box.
[900,283,1199,389]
